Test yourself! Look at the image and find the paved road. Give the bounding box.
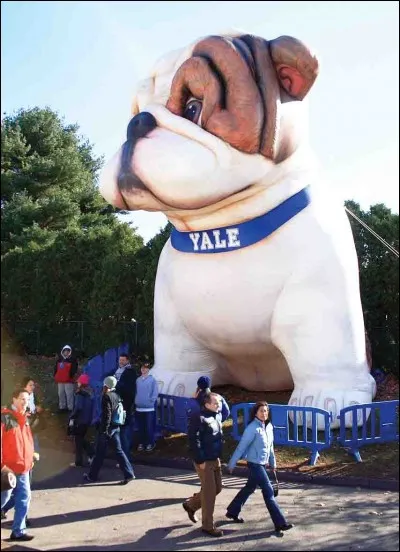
[1,448,398,551]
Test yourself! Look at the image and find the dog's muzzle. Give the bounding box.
[117,112,157,192]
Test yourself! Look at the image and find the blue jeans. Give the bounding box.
[1,472,31,536]
[227,462,287,528]
[136,411,155,446]
[120,413,135,461]
[88,428,134,481]
[74,424,95,465]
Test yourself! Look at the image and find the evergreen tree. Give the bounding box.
[1,107,143,355]
[346,200,399,375]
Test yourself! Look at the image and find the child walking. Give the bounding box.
[69,374,95,467]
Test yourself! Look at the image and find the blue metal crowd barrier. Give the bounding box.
[156,394,190,434]
[83,343,130,383]
[230,402,333,465]
[103,347,118,378]
[337,400,399,462]
[84,354,103,383]
[81,343,399,465]
[117,343,129,358]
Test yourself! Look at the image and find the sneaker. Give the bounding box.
[145,444,155,452]
[9,533,35,541]
[119,476,135,485]
[201,527,223,538]
[275,523,294,532]
[183,502,198,523]
[137,444,144,452]
[226,512,244,523]
[1,510,7,520]
[83,473,96,483]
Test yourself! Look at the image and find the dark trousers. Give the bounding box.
[88,428,134,481]
[74,424,94,466]
[136,411,155,446]
[227,462,287,528]
[120,413,135,462]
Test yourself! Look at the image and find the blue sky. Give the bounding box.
[2,1,399,242]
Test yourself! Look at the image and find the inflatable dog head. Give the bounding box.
[100,32,319,213]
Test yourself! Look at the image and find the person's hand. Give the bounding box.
[198,462,206,470]
[33,452,40,462]
[36,406,44,413]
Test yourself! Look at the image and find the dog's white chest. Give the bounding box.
[159,213,305,348]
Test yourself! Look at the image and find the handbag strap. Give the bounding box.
[270,469,279,486]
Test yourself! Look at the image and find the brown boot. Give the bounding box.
[182,502,198,523]
[201,527,223,537]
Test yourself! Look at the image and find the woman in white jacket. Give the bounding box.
[226,401,293,532]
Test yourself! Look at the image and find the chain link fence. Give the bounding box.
[2,320,398,376]
[3,319,153,360]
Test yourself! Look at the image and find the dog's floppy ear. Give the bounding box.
[166,33,318,160]
[269,35,319,101]
[239,34,318,158]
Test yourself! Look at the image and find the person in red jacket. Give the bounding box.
[54,345,78,412]
[1,388,34,542]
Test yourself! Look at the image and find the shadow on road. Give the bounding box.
[2,497,185,529]
[3,527,280,552]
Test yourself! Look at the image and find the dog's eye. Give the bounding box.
[183,99,202,124]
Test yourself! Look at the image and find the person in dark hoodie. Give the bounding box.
[54,345,78,412]
[183,391,229,538]
[186,376,230,421]
[83,376,135,485]
[115,354,137,463]
[68,374,95,467]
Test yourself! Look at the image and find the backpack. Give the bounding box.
[111,397,126,426]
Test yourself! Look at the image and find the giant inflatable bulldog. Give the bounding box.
[100,32,376,428]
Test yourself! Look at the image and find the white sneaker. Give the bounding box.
[145,444,155,452]
[137,444,144,452]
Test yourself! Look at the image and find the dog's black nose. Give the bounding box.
[126,112,157,141]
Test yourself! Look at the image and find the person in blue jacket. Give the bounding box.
[226,401,294,533]
[68,374,95,467]
[135,363,159,452]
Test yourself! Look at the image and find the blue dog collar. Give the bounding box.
[171,186,311,254]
